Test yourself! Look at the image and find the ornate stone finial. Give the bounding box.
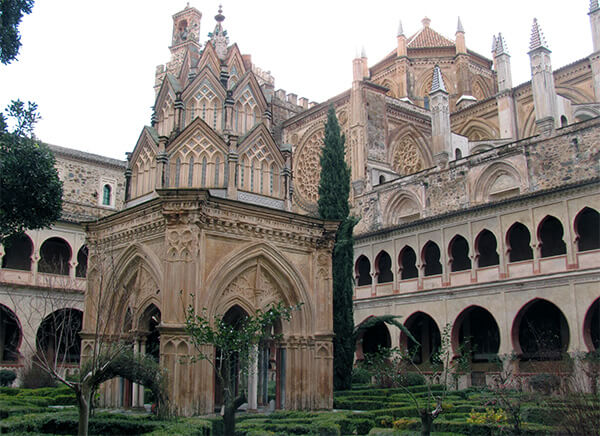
[591,0,599,13]
[397,20,404,37]
[430,65,447,93]
[497,33,509,55]
[422,17,431,28]
[361,46,367,58]
[529,18,549,51]
[209,5,229,60]
[215,4,225,22]
[457,17,464,33]
[491,35,497,54]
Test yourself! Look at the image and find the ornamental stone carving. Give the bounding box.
[295,129,324,207]
[392,138,424,176]
[166,227,197,261]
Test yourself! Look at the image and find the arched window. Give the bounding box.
[399,246,418,279]
[38,237,71,275]
[454,306,500,362]
[583,298,599,352]
[2,233,33,271]
[201,157,207,187]
[270,166,274,195]
[476,229,499,268]
[239,158,245,188]
[507,222,533,262]
[449,235,471,272]
[423,241,442,276]
[75,245,88,278]
[514,299,569,361]
[250,161,255,191]
[360,320,391,355]
[379,175,386,185]
[36,308,82,363]
[401,312,441,364]
[376,250,393,283]
[174,158,181,187]
[188,157,194,187]
[102,184,112,206]
[0,304,21,361]
[560,115,568,127]
[455,148,462,160]
[213,99,218,129]
[575,207,600,252]
[355,256,372,286]
[215,156,221,186]
[538,216,566,258]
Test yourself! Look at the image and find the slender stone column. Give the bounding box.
[132,340,139,407]
[247,344,258,411]
[139,340,146,406]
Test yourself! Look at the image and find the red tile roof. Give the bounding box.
[408,26,455,49]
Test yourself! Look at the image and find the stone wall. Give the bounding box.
[353,117,600,234]
[49,145,127,222]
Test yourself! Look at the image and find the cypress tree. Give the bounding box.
[318,105,356,390]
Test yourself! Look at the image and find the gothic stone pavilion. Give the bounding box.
[83,6,337,416]
[79,2,598,413]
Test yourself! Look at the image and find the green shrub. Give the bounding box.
[0,369,17,387]
[19,364,56,389]
[352,365,372,385]
[528,373,561,395]
[0,386,20,396]
[400,372,425,387]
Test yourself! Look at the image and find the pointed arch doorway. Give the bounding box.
[213,304,286,412]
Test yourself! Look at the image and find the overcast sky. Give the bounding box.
[0,0,592,160]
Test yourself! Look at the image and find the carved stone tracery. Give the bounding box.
[295,129,324,206]
[392,138,424,176]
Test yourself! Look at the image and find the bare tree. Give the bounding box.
[7,241,168,436]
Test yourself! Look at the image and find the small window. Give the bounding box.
[379,175,386,185]
[102,184,112,206]
[560,115,568,127]
[455,148,462,160]
[424,96,430,110]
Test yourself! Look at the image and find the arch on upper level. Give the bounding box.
[167,117,229,189]
[520,105,536,139]
[458,118,498,141]
[231,73,268,137]
[196,41,222,78]
[414,67,455,105]
[129,127,159,200]
[182,69,226,130]
[387,124,433,177]
[2,233,33,271]
[472,160,524,203]
[383,189,422,226]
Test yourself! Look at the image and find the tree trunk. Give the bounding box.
[223,399,236,436]
[76,385,92,436]
[420,409,434,436]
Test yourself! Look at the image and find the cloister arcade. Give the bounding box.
[0,229,87,369]
[358,297,599,372]
[355,207,599,291]
[354,200,600,379]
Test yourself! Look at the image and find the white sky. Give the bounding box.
[0,0,592,160]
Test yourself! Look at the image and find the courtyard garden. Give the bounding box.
[1,376,597,435]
